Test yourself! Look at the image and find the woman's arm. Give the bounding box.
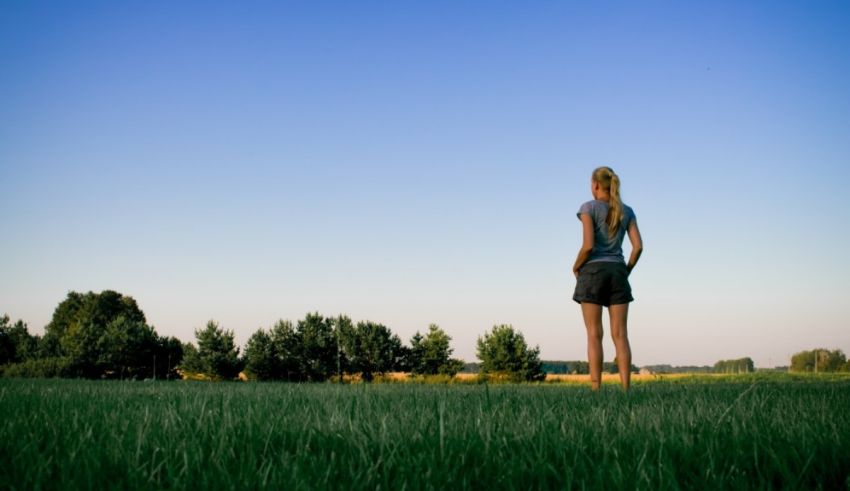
[626,218,643,274]
[572,213,594,277]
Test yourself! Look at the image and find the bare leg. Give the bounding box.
[581,302,604,391]
[609,303,631,391]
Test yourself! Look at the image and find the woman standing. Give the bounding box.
[572,167,643,391]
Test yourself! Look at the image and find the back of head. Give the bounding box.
[592,166,623,238]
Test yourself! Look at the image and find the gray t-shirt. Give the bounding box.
[576,199,636,264]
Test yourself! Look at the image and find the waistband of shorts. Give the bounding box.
[582,260,627,269]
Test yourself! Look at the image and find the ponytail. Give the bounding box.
[606,172,623,239]
[591,166,624,239]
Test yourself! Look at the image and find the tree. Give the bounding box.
[39,290,148,377]
[790,351,814,372]
[790,349,847,373]
[181,343,201,373]
[87,317,181,380]
[61,320,106,377]
[331,315,355,380]
[271,319,304,381]
[713,357,755,374]
[476,324,545,382]
[0,315,16,365]
[96,316,159,379]
[296,313,337,381]
[154,336,184,380]
[818,350,845,372]
[791,350,813,372]
[0,315,39,365]
[408,324,464,376]
[243,316,342,382]
[243,328,276,380]
[341,321,404,382]
[541,360,590,375]
[2,294,180,380]
[42,290,146,358]
[181,320,242,380]
[569,360,590,375]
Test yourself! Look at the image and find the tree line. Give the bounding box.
[0,290,544,382]
[179,315,471,382]
[6,290,845,381]
[713,357,755,374]
[789,349,850,373]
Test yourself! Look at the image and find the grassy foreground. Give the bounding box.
[1,377,849,490]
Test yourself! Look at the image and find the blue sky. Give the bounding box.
[2,1,849,366]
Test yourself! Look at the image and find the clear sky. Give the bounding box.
[2,1,849,367]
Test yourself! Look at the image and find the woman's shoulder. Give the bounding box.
[577,199,603,215]
[579,199,606,210]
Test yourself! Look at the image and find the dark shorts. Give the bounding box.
[573,261,633,306]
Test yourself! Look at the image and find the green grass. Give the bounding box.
[1,377,849,490]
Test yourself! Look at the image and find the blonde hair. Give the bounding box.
[592,166,623,239]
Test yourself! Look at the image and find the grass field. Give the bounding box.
[1,375,849,490]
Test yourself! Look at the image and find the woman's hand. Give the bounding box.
[626,219,643,275]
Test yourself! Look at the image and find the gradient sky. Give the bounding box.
[2,1,849,367]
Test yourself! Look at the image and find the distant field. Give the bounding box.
[2,375,849,489]
[379,370,850,385]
